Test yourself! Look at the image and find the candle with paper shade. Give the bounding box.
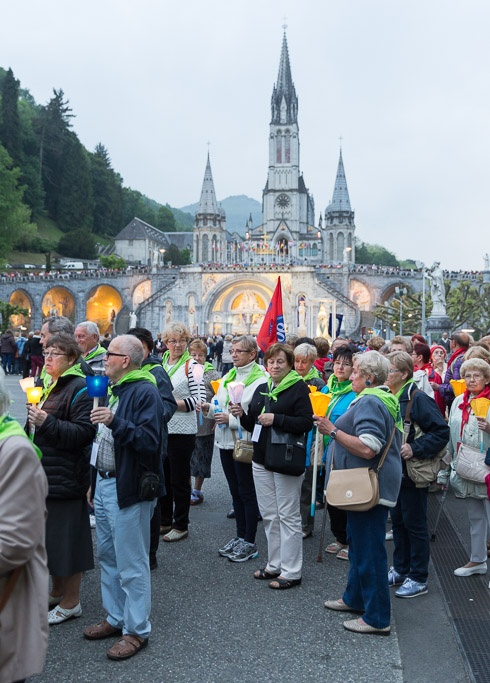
[471,398,490,452]
[191,363,205,426]
[26,386,43,405]
[19,377,35,393]
[309,391,332,518]
[86,374,109,409]
[228,381,245,438]
[450,379,466,396]
[308,385,318,393]
[210,378,222,395]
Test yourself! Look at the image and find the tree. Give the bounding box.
[446,279,490,338]
[162,244,191,265]
[155,204,176,231]
[57,229,97,259]
[0,300,28,333]
[371,290,431,337]
[121,187,157,227]
[57,132,94,232]
[0,143,35,262]
[0,68,22,166]
[90,143,123,237]
[100,254,126,270]
[355,239,399,267]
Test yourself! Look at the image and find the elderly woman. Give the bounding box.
[238,343,313,589]
[442,358,490,577]
[294,343,325,538]
[205,335,267,562]
[27,333,96,625]
[430,344,447,380]
[322,351,402,635]
[188,338,221,504]
[316,345,357,560]
[412,342,444,415]
[386,352,449,598]
[0,369,49,682]
[161,323,204,542]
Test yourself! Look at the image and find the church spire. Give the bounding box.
[198,152,219,215]
[326,149,352,215]
[271,32,298,125]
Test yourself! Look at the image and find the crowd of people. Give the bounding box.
[2,315,490,679]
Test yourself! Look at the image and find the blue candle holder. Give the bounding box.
[86,374,109,398]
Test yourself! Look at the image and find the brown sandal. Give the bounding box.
[106,634,148,660]
[254,567,281,580]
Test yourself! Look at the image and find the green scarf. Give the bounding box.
[302,367,321,382]
[358,386,403,432]
[162,349,191,378]
[108,369,156,407]
[261,369,303,401]
[0,414,43,460]
[84,344,106,362]
[395,379,416,400]
[41,363,87,403]
[325,376,354,419]
[222,363,266,405]
[204,361,215,373]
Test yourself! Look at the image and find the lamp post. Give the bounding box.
[394,286,407,335]
[416,261,426,337]
[159,248,166,267]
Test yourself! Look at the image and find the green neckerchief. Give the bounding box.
[108,369,156,407]
[395,379,416,400]
[41,363,87,403]
[358,386,403,432]
[261,369,303,402]
[0,414,43,460]
[84,344,106,362]
[302,367,321,382]
[222,363,266,406]
[325,376,354,420]
[204,361,215,373]
[162,349,191,378]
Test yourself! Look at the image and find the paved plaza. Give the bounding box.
[6,376,480,683]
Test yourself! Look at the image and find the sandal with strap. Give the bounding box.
[48,602,82,625]
[254,567,281,580]
[269,577,302,590]
[337,547,350,561]
[106,634,148,660]
[190,489,204,505]
[325,541,347,555]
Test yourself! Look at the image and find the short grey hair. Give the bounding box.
[115,335,145,368]
[461,358,490,383]
[0,368,10,415]
[232,335,258,355]
[293,343,318,363]
[76,321,100,337]
[43,315,74,335]
[355,350,390,385]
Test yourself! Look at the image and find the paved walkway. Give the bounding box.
[6,376,474,683]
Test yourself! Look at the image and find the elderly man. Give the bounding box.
[75,321,106,374]
[83,335,164,661]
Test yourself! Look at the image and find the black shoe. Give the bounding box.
[149,555,158,571]
[227,508,235,519]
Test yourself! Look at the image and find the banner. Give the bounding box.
[257,277,286,352]
[328,313,343,338]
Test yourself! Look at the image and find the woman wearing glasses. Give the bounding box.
[205,335,267,563]
[315,346,356,559]
[26,333,97,624]
[161,323,204,542]
[442,358,490,577]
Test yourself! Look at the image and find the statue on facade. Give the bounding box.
[427,262,446,316]
[298,298,307,330]
[316,304,329,338]
[129,311,137,329]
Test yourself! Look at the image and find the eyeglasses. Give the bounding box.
[105,351,128,359]
[388,368,402,374]
[465,373,484,381]
[231,349,251,354]
[333,361,352,367]
[42,351,67,359]
[167,339,186,345]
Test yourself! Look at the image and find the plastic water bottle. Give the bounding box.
[213,398,226,429]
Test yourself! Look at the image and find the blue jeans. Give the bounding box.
[343,505,391,629]
[220,449,259,544]
[94,475,156,638]
[391,486,429,583]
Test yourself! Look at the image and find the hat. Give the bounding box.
[430,344,446,358]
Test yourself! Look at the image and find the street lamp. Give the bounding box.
[159,248,166,266]
[394,286,407,335]
[416,261,426,337]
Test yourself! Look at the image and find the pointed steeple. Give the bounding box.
[326,149,352,214]
[271,32,298,125]
[198,153,219,215]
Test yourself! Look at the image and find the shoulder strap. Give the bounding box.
[375,425,397,473]
[403,386,420,444]
[185,359,190,377]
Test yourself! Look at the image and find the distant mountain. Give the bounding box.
[180,195,262,235]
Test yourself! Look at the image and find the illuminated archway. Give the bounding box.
[132,280,151,308]
[86,285,123,334]
[9,290,33,331]
[42,287,75,322]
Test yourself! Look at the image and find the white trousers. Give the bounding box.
[252,462,304,580]
[467,497,490,564]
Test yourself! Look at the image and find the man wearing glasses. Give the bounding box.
[84,335,164,661]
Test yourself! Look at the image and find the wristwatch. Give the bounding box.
[330,429,338,440]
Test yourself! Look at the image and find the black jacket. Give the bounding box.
[398,383,450,488]
[33,374,96,499]
[142,354,177,458]
[241,379,313,467]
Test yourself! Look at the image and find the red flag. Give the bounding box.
[257,277,286,352]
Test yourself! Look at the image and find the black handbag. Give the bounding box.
[264,427,307,476]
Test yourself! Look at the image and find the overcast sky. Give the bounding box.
[2,0,489,271]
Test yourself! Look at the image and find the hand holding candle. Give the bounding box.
[86,375,109,409]
[228,381,245,437]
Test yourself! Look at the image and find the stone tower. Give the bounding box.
[193,153,227,264]
[261,32,316,262]
[323,149,355,263]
